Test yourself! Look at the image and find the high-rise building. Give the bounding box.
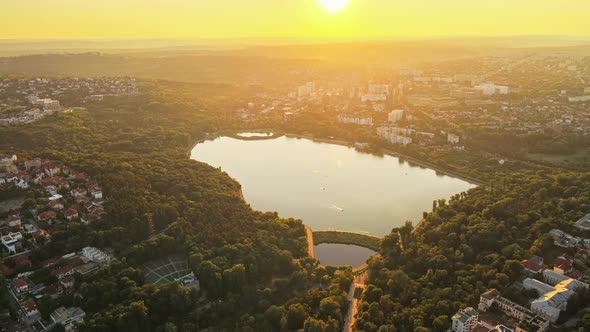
[388,109,404,123]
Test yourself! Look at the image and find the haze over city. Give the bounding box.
[1,0,590,39]
[0,1,589,332]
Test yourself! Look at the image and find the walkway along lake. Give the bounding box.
[191,134,476,265]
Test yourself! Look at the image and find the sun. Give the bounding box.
[318,0,350,14]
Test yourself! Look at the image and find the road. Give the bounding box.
[304,225,315,258]
[342,271,369,332]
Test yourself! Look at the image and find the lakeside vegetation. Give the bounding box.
[313,231,381,252]
[1,76,589,331]
[0,81,354,331]
[354,172,590,331]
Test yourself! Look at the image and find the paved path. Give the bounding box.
[305,225,314,258]
[342,271,369,332]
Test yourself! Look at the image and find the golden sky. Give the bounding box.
[1,0,589,39]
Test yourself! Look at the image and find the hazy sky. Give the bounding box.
[1,0,589,39]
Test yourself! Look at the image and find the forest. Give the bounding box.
[0,81,354,331]
[1,78,589,331]
[354,170,590,331]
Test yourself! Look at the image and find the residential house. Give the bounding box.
[1,232,23,254]
[574,214,590,231]
[13,278,29,295]
[22,299,38,317]
[520,255,544,275]
[59,276,75,289]
[50,306,86,327]
[48,200,65,211]
[553,256,573,275]
[451,307,478,332]
[15,255,31,269]
[64,208,79,221]
[37,210,57,222]
[51,264,75,279]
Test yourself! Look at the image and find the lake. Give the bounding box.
[314,244,377,267]
[191,134,476,265]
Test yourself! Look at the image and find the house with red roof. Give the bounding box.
[37,210,57,221]
[13,278,29,294]
[0,262,12,276]
[51,264,75,279]
[64,208,79,221]
[22,299,38,317]
[31,168,46,183]
[59,275,75,289]
[521,255,545,275]
[70,188,87,197]
[42,162,61,177]
[48,200,65,211]
[15,255,31,268]
[41,257,62,268]
[554,255,573,275]
[75,195,91,204]
[45,284,64,300]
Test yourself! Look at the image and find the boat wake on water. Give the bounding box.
[329,204,344,212]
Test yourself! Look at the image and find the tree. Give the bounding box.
[286,303,310,331]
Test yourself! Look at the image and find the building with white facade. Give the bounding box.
[388,109,404,123]
[368,84,390,95]
[574,214,590,231]
[82,247,113,265]
[361,94,387,102]
[377,127,413,146]
[478,289,550,332]
[448,133,460,144]
[1,232,23,254]
[50,306,86,327]
[337,114,373,126]
[523,273,588,322]
[297,82,315,98]
[451,307,478,332]
[475,83,509,95]
[29,96,61,112]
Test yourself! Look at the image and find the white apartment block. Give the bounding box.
[388,109,404,123]
[475,83,509,95]
[451,307,478,332]
[337,114,373,126]
[448,133,460,144]
[377,127,413,146]
[82,247,113,265]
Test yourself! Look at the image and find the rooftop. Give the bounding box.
[574,214,590,231]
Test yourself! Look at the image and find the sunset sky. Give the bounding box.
[1,0,589,39]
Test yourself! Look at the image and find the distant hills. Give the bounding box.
[0,37,589,83]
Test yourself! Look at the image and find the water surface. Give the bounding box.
[191,135,475,236]
[314,244,377,267]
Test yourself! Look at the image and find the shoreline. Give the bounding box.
[188,128,485,237]
[282,132,488,188]
[187,129,490,188]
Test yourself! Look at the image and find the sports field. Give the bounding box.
[141,255,192,285]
